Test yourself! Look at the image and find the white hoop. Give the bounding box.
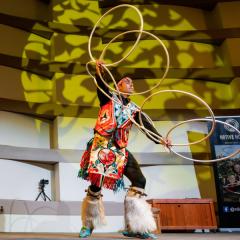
[138,90,216,146]
[88,4,143,67]
[169,118,240,163]
[86,4,240,164]
[98,30,170,96]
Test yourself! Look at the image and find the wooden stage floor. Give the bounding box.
[0,232,240,240]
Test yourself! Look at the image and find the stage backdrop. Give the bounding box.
[208,116,240,228]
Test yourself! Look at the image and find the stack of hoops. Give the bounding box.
[85,4,240,163]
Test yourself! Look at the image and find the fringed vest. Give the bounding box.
[95,93,139,148]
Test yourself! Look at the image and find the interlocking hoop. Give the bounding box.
[167,118,240,163]
[88,4,143,67]
[86,4,240,163]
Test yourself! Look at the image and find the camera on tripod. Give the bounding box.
[39,179,49,189]
[35,179,51,201]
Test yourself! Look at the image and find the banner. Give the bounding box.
[208,116,240,228]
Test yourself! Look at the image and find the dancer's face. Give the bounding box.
[117,77,134,95]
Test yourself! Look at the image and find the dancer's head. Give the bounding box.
[117,77,134,96]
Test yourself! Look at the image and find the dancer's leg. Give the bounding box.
[79,185,106,238]
[123,150,157,239]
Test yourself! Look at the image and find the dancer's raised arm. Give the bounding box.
[95,60,112,106]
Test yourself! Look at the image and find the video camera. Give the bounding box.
[39,179,49,188]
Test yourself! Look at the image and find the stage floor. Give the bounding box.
[0,232,240,240]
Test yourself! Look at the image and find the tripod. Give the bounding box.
[35,185,51,201]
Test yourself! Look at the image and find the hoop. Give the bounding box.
[138,90,216,146]
[168,118,240,163]
[86,4,240,164]
[88,4,143,67]
[97,30,170,96]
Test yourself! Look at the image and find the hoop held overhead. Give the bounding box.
[85,4,240,164]
[88,4,143,67]
[99,30,170,96]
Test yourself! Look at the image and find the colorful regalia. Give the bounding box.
[79,93,139,191]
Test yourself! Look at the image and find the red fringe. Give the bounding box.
[102,176,117,190]
[89,173,117,190]
[80,149,90,168]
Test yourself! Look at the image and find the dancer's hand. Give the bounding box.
[160,137,172,149]
[96,60,105,75]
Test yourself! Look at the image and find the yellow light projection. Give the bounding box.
[131,5,207,30]
[131,78,233,111]
[61,74,97,104]
[20,0,237,119]
[22,34,50,61]
[194,165,217,200]
[21,33,52,103]
[53,0,99,25]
